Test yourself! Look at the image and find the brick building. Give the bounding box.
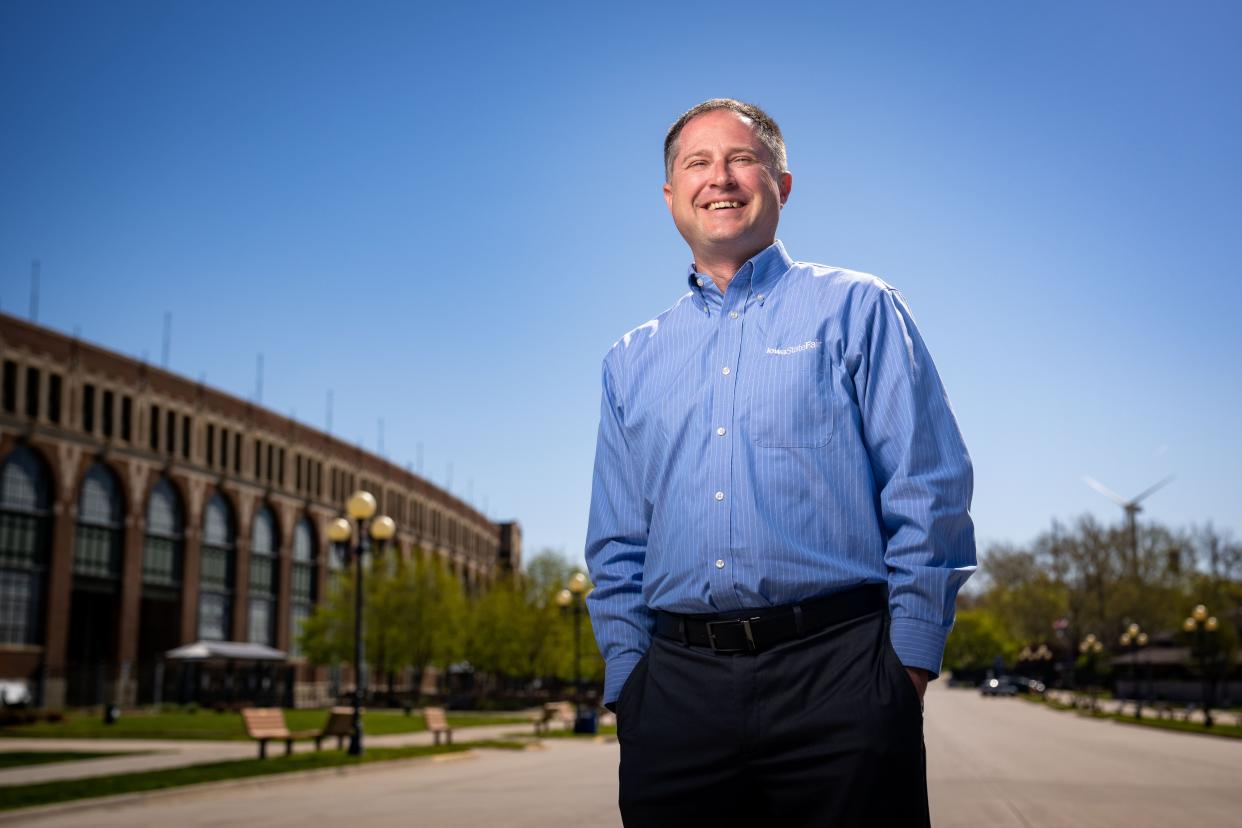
[0,311,520,708]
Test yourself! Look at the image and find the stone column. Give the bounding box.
[41,442,84,709]
[114,459,152,706]
[275,505,295,652]
[179,476,207,644]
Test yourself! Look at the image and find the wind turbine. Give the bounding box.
[1083,474,1174,577]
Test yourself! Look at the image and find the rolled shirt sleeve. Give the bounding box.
[851,287,977,677]
[584,355,654,704]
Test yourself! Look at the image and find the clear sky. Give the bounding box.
[2,1,1239,563]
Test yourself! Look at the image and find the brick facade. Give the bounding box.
[0,311,520,708]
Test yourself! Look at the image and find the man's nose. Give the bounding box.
[710,159,735,187]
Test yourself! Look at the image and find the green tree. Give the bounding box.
[943,608,1017,675]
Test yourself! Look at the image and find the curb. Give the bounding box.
[0,749,483,824]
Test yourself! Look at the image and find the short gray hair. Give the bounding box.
[664,98,787,181]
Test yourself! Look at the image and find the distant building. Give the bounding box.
[0,311,521,709]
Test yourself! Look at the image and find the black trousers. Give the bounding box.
[616,608,929,827]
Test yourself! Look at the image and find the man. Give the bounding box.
[584,99,975,827]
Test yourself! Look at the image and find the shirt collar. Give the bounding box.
[686,240,793,314]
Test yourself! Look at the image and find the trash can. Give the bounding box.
[573,708,598,734]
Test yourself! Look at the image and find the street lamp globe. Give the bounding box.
[347,490,377,521]
[1192,604,1208,622]
[1127,623,1140,638]
[327,517,352,544]
[556,588,572,608]
[1120,633,1131,647]
[1206,616,1219,632]
[1183,617,1197,632]
[568,571,588,595]
[370,515,396,541]
[1137,632,1148,646]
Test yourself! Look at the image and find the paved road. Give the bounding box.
[927,685,1242,827]
[11,683,1242,827]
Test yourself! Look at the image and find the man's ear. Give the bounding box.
[778,171,793,207]
[663,181,673,211]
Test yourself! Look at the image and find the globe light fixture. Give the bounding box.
[1192,604,1208,622]
[370,515,396,541]
[556,588,573,608]
[347,490,377,521]
[327,518,352,544]
[568,571,588,594]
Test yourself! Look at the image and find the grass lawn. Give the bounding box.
[1021,694,1242,739]
[0,751,139,770]
[513,725,617,739]
[0,739,527,813]
[0,709,529,741]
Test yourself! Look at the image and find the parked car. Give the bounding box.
[980,677,1020,697]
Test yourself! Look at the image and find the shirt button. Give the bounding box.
[697,278,705,287]
[729,311,739,319]
[715,559,725,569]
[721,366,731,375]
[714,491,725,501]
[716,426,726,436]
[757,294,765,302]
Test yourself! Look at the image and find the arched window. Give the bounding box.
[73,463,123,579]
[0,445,52,645]
[143,478,183,587]
[247,505,278,646]
[289,517,317,657]
[198,493,235,641]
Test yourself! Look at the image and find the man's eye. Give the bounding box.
[732,156,754,164]
[687,160,707,168]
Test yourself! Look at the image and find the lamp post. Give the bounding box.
[331,490,397,757]
[1183,604,1220,728]
[556,571,594,734]
[1119,623,1148,720]
[1078,634,1104,711]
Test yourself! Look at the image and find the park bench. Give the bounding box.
[241,708,319,759]
[317,706,356,750]
[423,706,453,745]
[534,701,575,734]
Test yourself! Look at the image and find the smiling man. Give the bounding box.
[584,98,976,827]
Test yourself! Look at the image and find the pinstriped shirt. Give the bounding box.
[584,240,976,705]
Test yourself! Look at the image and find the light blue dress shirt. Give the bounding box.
[585,241,976,704]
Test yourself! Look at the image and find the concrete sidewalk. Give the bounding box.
[0,720,544,786]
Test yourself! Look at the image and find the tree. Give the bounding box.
[298,549,466,699]
[942,608,1017,676]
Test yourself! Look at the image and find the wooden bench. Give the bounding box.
[534,701,576,734]
[317,706,356,750]
[423,706,453,745]
[241,708,319,759]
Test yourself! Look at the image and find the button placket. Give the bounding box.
[704,284,748,611]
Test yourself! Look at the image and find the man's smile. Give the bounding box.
[705,200,744,211]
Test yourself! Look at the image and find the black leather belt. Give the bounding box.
[653,583,886,654]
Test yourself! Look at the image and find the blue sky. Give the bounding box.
[2,1,1240,563]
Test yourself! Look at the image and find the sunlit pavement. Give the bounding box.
[927,682,1242,827]
[10,682,1242,827]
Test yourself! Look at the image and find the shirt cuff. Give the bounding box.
[603,650,644,706]
[889,616,948,679]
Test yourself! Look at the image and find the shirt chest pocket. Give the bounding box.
[747,353,834,448]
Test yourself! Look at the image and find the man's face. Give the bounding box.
[663,109,792,270]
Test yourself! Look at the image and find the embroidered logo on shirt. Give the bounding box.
[766,340,821,356]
